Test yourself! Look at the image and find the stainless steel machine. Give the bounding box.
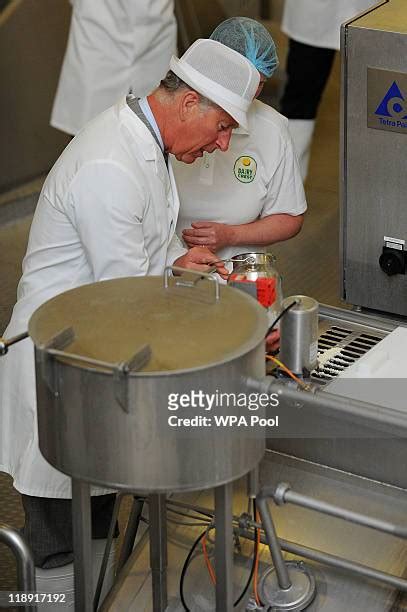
[341,0,407,316]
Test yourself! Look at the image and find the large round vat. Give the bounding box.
[29,274,268,492]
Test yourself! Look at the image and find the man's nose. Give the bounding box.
[216,128,233,152]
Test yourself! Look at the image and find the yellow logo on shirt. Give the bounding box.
[234,156,257,183]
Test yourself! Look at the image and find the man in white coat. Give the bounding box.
[51,0,177,135]
[0,39,259,601]
[281,0,377,179]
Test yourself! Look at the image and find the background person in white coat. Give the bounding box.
[0,39,258,603]
[51,0,177,135]
[173,18,307,351]
[280,0,377,180]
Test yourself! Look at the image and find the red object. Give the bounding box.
[229,274,276,308]
[256,277,276,307]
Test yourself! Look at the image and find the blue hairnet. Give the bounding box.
[210,17,278,78]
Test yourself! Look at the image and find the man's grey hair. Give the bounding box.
[159,70,218,110]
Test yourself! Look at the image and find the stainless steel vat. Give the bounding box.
[29,274,269,492]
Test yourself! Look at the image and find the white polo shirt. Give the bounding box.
[172,99,307,262]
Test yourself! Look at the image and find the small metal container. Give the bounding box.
[279,296,319,375]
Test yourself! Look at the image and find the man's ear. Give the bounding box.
[179,90,201,122]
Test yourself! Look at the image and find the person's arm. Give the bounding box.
[166,232,187,265]
[182,213,304,252]
[166,229,228,278]
[71,161,151,280]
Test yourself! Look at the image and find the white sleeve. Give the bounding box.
[166,232,187,267]
[261,123,307,218]
[70,161,150,281]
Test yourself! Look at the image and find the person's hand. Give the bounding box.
[266,329,280,353]
[182,222,233,252]
[173,247,229,280]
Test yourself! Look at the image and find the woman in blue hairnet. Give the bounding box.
[172,17,307,350]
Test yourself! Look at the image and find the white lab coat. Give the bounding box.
[0,96,185,498]
[51,0,176,135]
[282,0,377,50]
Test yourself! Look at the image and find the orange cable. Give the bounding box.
[201,532,216,585]
[253,510,262,606]
[266,355,310,390]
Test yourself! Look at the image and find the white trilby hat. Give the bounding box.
[170,39,260,130]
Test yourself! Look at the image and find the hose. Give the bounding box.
[179,499,260,610]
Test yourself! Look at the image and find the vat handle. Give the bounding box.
[37,328,151,412]
[164,266,220,301]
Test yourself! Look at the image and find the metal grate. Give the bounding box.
[311,326,384,383]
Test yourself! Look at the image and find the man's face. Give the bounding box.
[172,103,238,164]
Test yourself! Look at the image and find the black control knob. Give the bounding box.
[379,247,406,276]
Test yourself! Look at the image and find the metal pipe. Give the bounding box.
[162,500,407,593]
[166,497,407,592]
[319,304,401,332]
[149,494,168,612]
[246,378,407,436]
[72,479,93,612]
[267,483,407,539]
[247,467,260,499]
[239,528,407,592]
[215,483,234,611]
[93,493,123,610]
[116,496,145,574]
[255,495,291,590]
[0,331,29,355]
[0,524,36,611]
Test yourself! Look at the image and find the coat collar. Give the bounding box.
[117,96,162,163]
[117,96,171,185]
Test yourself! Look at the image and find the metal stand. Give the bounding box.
[215,482,234,612]
[72,479,93,612]
[116,496,145,573]
[72,481,238,611]
[256,492,316,611]
[149,494,168,612]
[94,492,123,610]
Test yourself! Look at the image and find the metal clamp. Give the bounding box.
[114,344,152,413]
[38,327,151,412]
[163,266,220,301]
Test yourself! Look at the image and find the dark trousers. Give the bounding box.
[21,494,118,569]
[280,38,336,120]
